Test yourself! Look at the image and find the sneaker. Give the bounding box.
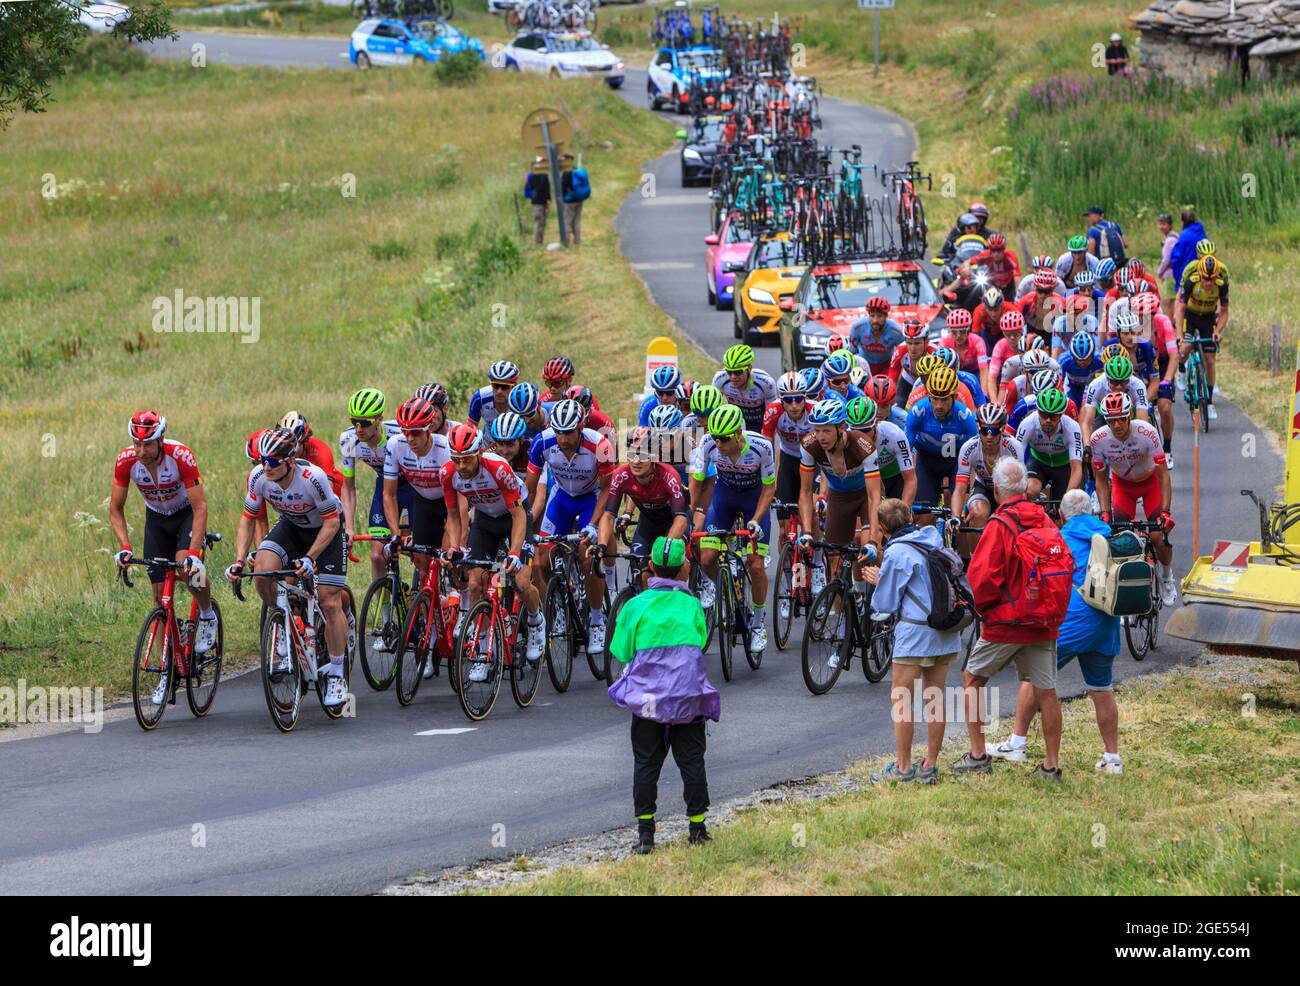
[988,739,1027,762]
[1165,451,1175,471]
[1095,756,1124,775]
[810,564,826,596]
[1032,763,1063,782]
[526,617,545,662]
[688,824,712,845]
[150,676,169,707]
[1207,403,1218,421]
[699,578,716,610]
[1160,575,1178,608]
[869,762,917,785]
[195,616,218,655]
[588,620,606,654]
[950,752,993,775]
[322,675,348,708]
[916,763,939,785]
[749,623,767,653]
[634,831,654,855]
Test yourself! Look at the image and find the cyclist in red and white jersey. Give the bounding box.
[987,310,1027,390]
[383,397,453,588]
[887,320,934,406]
[280,411,344,496]
[1127,292,1179,466]
[761,371,814,527]
[110,410,218,661]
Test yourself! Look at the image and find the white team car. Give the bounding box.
[79,1,131,33]
[501,31,624,87]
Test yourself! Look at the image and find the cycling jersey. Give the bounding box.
[440,453,520,519]
[244,460,340,528]
[1179,260,1230,316]
[690,432,776,490]
[113,440,201,516]
[584,408,619,450]
[849,318,905,371]
[1015,412,1084,469]
[956,433,1025,486]
[884,404,909,431]
[1089,420,1164,482]
[1058,352,1102,406]
[966,248,1020,289]
[987,338,1019,385]
[798,430,879,493]
[1054,250,1099,285]
[874,420,915,479]
[1123,340,1160,382]
[1016,291,1067,335]
[638,394,679,426]
[904,379,978,414]
[939,332,990,375]
[527,427,615,496]
[905,398,978,458]
[339,420,400,478]
[998,354,1062,393]
[303,436,344,496]
[1003,373,1077,416]
[467,386,506,427]
[1008,393,1079,432]
[823,383,866,404]
[1014,272,1065,300]
[760,399,812,458]
[1083,375,1151,414]
[711,368,778,430]
[605,462,687,517]
[888,342,935,387]
[383,433,451,501]
[488,441,531,492]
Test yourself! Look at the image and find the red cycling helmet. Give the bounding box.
[826,335,846,352]
[1065,294,1092,314]
[865,296,890,314]
[396,397,437,430]
[447,422,482,456]
[1126,258,1146,277]
[865,375,896,406]
[1130,292,1160,317]
[128,409,167,443]
[1000,310,1025,333]
[244,428,266,462]
[1033,268,1057,290]
[564,384,594,412]
[543,356,574,383]
[945,308,972,330]
[902,319,926,340]
[987,233,1007,250]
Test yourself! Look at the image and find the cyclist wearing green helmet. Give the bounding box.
[1014,386,1085,500]
[712,344,777,432]
[689,401,778,654]
[339,388,409,585]
[1080,351,1152,443]
[1056,232,1100,290]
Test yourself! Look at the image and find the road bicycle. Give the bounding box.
[801,541,893,694]
[599,542,650,686]
[1182,335,1212,434]
[392,547,464,707]
[912,505,983,665]
[232,568,357,733]
[881,160,931,259]
[352,531,415,691]
[1111,518,1167,661]
[537,533,608,688]
[352,0,453,21]
[770,498,823,651]
[452,553,543,720]
[119,532,224,731]
[691,527,761,682]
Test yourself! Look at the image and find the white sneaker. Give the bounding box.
[1164,451,1174,471]
[1160,576,1178,607]
[322,675,348,708]
[749,623,767,653]
[699,578,716,609]
[1207,404,1218,421]
[150,676,169,706]
[588,620,606,653]
[810,565,826,596]
[988,739,1027,762]
[1095,756,1123,775]
[526,617,545,661]
[195,616,218,654]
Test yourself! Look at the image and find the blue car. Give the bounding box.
[349,18,485,69]
[647,45,726,113]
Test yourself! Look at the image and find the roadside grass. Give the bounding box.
[499,656,1300,895]
[0,60,707,706]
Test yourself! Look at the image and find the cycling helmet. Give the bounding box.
[1096,258,1116,280]
[651,364,682,393]
[675,379,696,404]
[1101,391,1133,420]
[848,365,867,389]
[1113,310,1141,333]
[1000,310,1025,334]
[927,366,959,398]
[1073,269,1096,288]
[648,404,684,430]
[707,403,746,438]
[902,318,927,339]
[1126,258,1146,277]
[447,422,482,455]
[1024,333,1049,351]
[1032,254,1054,270]
[1033,268,1057,290]
[722,343,755,372]
[1195,239,1216,258]
[1031,368,1061,394]
[257,427,297,462]
[778,371,804,398]
[489,411,528,443]
[1100,342,1125,363]
[798,367,825,397]
[1069,332,1096,362]
[414,382,448,408]
[1067,234,1087,252]
[348,388,386,420]
[128,409,166,442]
[1036,387,1068,416]
[690,383,725,417]
[822,351,853,377]
[244,428,265,462]
[1022,350,1051,372]
[564,384,594,412]
[806,398,848,427]
[1131,279,1152,295]
[1197,255,1220,281]
[826,334,846,353]
[976,402,1007,429]
[866,296,890,314]
[1115,268,1132,291]
[933,346,960,370]
[508,382,541,418]
[987,233,1007,250]
[844,396,878,429]
[968,201,989,220]
[542,355,574,382]
[626,426,654,461]
[1130,292,1160,317]
[982,287,1004,310]
[946,308,972,330]
[1104,353,1133,383]
[279,410,309,442]
[487,360,520,384]
[396,396,437,430]
[958,212,979,228]
[549,398,585,433]
[865,375,896,406]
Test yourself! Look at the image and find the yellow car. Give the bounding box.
[731,234,808,344]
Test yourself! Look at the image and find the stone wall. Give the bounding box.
[1255,47,1300,78]
[1139,31,1236,82]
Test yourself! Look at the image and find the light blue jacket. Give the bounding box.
[870,524,963,659]
[1057,513,1122,657]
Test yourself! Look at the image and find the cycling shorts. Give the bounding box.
[367,479,414,536]
[1112,470,1163,525]
[410,495,448,556]
[775,453,801,515]
[965,477,994,510]
[1181,311,1218,353]
[823,488,871,546]
[259,518,347,589]
[467,509,533,568]
[541,487,597,537]
[1027,458,1073,498]
[704,482,771,556]
[143,505,195,585]
[630,507,675,557]
[882,471,905,501]
[913,448,957,509]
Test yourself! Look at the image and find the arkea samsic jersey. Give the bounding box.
[339,420,401,479]
[383,433,452,501]
[1015,412,1084,469]
[711,368,778,431]
[244,460,340,528]
[956,433,1025,486]
[1089,420,1165,483]
[113,440,201,516]
[690,432,776,491]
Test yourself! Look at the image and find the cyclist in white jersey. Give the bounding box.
[1014,387,1084,500]
[712,343,778,431]
[1079,352,1151,443]
[952,403,1025,531]
[383,397,452,589]
[340,388,408,585]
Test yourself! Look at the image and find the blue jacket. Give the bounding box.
[870,524,963,659]
[1057,513,1121,657]
[1169,222,1206,291]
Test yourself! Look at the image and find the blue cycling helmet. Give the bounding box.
[508,382,540,418]
[798,366,825,396]
[647,404,683,430]
[1095,258,1116,280]
[651,364,682,394]
[807,398,848,426]
[822,351,854,378]
[1069,331,1096,361]
[489,411,528,442]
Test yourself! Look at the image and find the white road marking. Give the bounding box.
[415,727,478,736]
[632,261,694,271]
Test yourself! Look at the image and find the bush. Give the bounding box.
[369,239,411,261]
[1228,88,1300,144]
[66,33,149,76]
[431,50,485,87]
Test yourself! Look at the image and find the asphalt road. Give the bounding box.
[0,38,1283,896]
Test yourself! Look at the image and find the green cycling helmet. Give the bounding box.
[348,387,386,420]
[690,383,725,417]
[1036,387,1068,416]
[722,343,755,372]
[707,403,746,439]
[1067,234,1087,252]
[845,395,878,429]
[1196,238,1216,258]
[1104,353,1133,383]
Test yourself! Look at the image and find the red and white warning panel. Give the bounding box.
[1210,540,1251,571]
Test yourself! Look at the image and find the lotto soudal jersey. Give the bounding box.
[1083,376,1151,413]
[527,427,615,496]
[339,420,401,478]
[690,432,776,490]
[383,433,452,501]
[1089,420,1165,482]
[711,368,778,430]
[874,420,914,479]
[440,453,520,518]
[113,440,202,516]
[799,430,880,493]
[244,460,340,528]
[760,400,813,458]
[1015,412,1084,469]
[956,434,1025,486]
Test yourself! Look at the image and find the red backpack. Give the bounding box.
[985,510,1074,631]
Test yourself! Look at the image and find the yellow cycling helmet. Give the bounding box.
[1197,255,1221,281]
[914,353,945,380]
[927,366,959,398]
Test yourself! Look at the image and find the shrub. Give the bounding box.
[369,239,411,261]
[66,33,149,76]
[431,50,485,87]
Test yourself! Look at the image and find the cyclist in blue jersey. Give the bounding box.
[822,351,865,404]
[648,403,691,486]
[849,297,905,376]
[932,346,988,408]
[638,364,683,426]
[904,366,978,508]
[467,360,520,428]
[1059,330,1102,408]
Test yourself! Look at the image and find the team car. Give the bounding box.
[647,45,726,113]
[349,18,486,68]
[730,233,808,344]
[502,31,625,87]
[676,115,725,187]
[704,211,757,311]
[779,259,946,371]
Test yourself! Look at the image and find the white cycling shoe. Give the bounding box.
[150,676,170,707]
[526,618,545,661]
[699,578,716,610]
[749,623,767,653]
[1207,404,1218,421]
[195,616,218,655]
[588,621,606,654]
[468,661,490,683]
[322,675,348,708]
[810,565,827,597]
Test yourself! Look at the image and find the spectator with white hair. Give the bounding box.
[955,457,1073,780]
[988,489,1125,774]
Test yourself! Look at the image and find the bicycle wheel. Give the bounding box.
[862,613,893,684]
[736,564,761,671]
[510,609,542,708]
[457,600,503,721]
[801,581,847,695]
[131,607,173,731]
[773,542,794,651]
[437,0,453,17]
[185,600,223,717]
[543,578,575,693]
[691,563,717,650]
[582,584,610,682]
[715,567,734,682]
[1124,613,1151,661]
[395,590,434,706]
[260,609,301,732]
[603,584,639,686]
[359,575,404,691]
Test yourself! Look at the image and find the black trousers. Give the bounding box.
[632,715,709,827]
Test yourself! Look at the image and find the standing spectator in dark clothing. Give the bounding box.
[1084,205,1128,267]
[1169,210,1208,293]
[1105,33,1129,75]
[523,159,550,245]
[560,164,589,246]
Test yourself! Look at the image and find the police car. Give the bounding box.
[349,18,486,69]
[647,45,725,113]
[501,31,625,87]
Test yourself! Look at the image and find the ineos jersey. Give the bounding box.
[606,463,687,516]
[760,400,812,457]
[527,427,615,496]
[690,432,776,490]
[383,433,452,501]
[711,368,778,430]
[440,454,520,518]
[113,440,202,516]
[799,430,880,493]
[956,434,1025,486]
[339,420,400,478]
[244,460,340,528]
[1015,412,1084,469]
[1089,420,1165,482]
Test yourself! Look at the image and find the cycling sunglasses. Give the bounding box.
[400,426,429,437]
[260,455,284,468]
[781,395,806,404]
[725,368,749,377]
[979,426,1002,437]
[351,417,380,428]
[828,376,850,387]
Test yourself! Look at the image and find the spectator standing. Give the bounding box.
[1084,205,1129,268]
[523,158,550,246]
[1105,32,1130,76]
[1155,212,1179,316]
[560,160,592,246]
[1169,209,1207,292]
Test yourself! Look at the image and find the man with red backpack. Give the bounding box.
[955,457,1073,780]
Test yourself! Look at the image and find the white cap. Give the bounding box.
[1111,32,1122,41]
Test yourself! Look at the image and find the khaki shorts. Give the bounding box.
[894,653,957,668]
[966,638,1057,690]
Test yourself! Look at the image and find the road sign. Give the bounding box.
[643,336,679,395]
[858,0,894,76]
[521,107,573,157]
[857,0,895,8]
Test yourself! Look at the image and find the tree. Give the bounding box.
[0,1,174,127]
